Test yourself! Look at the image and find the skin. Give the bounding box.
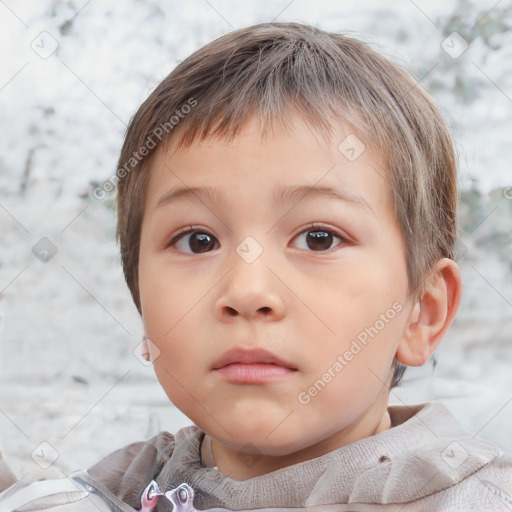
[138,113,462,480]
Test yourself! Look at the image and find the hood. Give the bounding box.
[87,401,502,510]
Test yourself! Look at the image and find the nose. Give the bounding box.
[214,245,286,322]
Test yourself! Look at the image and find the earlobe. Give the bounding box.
[396,258,462,367]
[397,302,428,366]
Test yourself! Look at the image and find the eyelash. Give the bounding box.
[166,223,350,254]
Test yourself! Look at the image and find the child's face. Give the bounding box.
[138,113,413,470]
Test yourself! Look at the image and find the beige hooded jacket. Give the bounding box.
[1,401,511,511]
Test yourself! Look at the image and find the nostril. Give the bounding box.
[222,306,272,317]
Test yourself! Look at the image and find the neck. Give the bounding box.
[207,400,392,481]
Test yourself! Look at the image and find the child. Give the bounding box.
[1,21,511,512]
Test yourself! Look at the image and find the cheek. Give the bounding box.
[139,254,190,328]
[317,259,408,371]
[322,262,404,326]
[139,265,184,365]
[138,259,211,373]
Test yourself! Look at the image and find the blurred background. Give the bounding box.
[0,0,511,482]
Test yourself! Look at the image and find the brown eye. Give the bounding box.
[307,230,334,251]
[293,227,345,252]
[173,231,219,253]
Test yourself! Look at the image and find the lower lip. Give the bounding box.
[215,363,295,383]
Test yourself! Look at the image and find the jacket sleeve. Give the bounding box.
[0,432,175,512]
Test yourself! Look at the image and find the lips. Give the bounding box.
[212,347,296,370]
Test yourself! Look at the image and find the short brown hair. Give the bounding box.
[115,22,458,388]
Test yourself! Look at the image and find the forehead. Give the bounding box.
[144,113,391,216]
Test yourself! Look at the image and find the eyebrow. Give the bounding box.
[155,184,374,215]
[273,185,374,215]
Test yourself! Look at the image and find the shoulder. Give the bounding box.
[366,402,512,509]
[474,450,512,505]
[0,431,180,512]
[408,451,512,511]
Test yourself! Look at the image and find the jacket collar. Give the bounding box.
[159,402,501,507]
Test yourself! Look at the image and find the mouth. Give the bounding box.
[213,347,296,369]
[212,347,297,384]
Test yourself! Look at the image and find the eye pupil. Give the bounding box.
[307,230,333,251]
[189,233,215,253]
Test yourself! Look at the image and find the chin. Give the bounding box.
[212,422,313,456]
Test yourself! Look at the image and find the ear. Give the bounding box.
[396,258,462,366]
